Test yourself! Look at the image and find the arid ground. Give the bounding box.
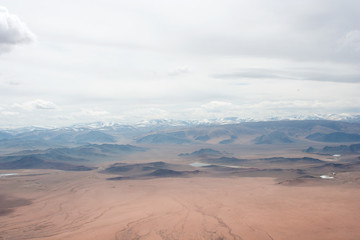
[1,169,360,240]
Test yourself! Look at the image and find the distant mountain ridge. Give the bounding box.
[0,156,93,171]
[1,120,360,148]
[0,144,147,164]
[306,132,360,142]
[254,131,293,144]
[136,132,192,144]
[102,161,200,180]
[305,143,360,155]
[2,113,360,133]
[179,148,223,157]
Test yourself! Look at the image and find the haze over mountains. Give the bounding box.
[1,119,360,176]
[2,119,360,239]
[1,119,360,149]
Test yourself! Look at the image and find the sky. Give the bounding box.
[0,0,360,128]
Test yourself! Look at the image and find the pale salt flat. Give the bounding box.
[0,173,18,178]
[320,175,334,179]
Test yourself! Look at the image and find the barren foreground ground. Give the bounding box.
[1,170,360,240]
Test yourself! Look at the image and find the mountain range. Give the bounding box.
[0,119,359,173]
[1,120,360,149]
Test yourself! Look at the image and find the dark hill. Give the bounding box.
[50,132,74,143]
[309,161,360,173]
[206,157,248,165]
[1,144,147,164]
[261,157,324,164]
[304,147,317,153]
[0,156,93,171]
[74,131,116,144]
[179,148,222,157]
[146,169,201,178]
[195,135,210,141]
[147,169,184,177]
[304,143,360,155]
[242,120,348,132]
[306,132,360,142]
[136,133,191,144]
[0,131,12,140]
[0,139,55,150]
[89,144,147,153]
[103,161,173,174]
[102,161,200,179]
[254,131,293,144]
[219,135,237,144]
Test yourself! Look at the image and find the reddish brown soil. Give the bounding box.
[1,170,360,240]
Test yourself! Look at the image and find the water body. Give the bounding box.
[320,175,334,179]
[190,162,211,167]
[0,173,19,178]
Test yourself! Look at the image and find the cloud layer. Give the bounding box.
[0,0,359,128]
[12,99,57,111]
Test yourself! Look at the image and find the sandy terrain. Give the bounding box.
[1,170,360,240]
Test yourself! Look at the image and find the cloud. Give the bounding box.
[79,109,109,116]
[126,107,171,120]
[1,111,18,116]
[0,6,36,53]
[213,69,287,80]
[181,0,360,63]
[13,99,57,111]
[5,80,21,86]
[339,30,360,52]
[1,1,360,128]
[201,101,237,112]
[212,67,360,83]
[168,66,191,76]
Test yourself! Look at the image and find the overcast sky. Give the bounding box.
[0,0,360,128]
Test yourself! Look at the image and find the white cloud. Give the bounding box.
[0,5,36,53]
[339,30,360,52]
[13,99,56,111]
[1,111,18,116]
[212,66,360,83]
[5,80,21,86]
[168,66,191,76]
[243,100,326,110]
[126,107,171,120]
[201,101,237,112]
[0,0,360,128]
[79,109,109,116]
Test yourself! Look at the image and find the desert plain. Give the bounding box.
[1,166,360,240]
